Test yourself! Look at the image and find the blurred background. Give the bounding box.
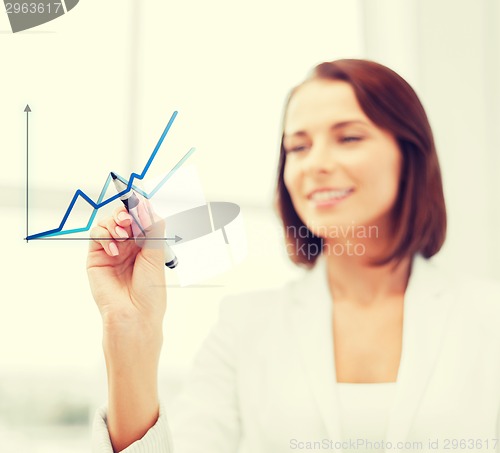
[1,0,499,450]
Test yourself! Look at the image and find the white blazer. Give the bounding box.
[93,254,500,453]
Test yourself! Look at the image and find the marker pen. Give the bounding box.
[110,172,178,269]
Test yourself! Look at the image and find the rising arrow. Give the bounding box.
[24,104,31,242]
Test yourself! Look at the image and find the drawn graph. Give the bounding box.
[26,110,196,240]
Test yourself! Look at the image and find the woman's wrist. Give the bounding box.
[102,307,164,347]
[103,322,163,371]
[102,314,163,395]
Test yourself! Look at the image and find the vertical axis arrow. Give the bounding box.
[25,104,31,242]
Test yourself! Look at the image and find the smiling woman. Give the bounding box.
[277,59,446,268]
[89,59,500,453]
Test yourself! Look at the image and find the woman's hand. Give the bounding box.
[87,204,167,452]
[87,204,167,331]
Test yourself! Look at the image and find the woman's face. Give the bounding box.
[283,79,402,240]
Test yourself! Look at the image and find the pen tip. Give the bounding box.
[110,172,117,180]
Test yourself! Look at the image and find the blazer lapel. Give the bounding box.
[288,258,344,443]
[385,254,456,450]
[288,255,457,452]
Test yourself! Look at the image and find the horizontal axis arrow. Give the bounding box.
[27,235,183,242]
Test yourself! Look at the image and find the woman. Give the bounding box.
[88,60,500,453]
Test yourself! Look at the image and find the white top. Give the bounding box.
[337,382,397,453]
[91,255,500,453]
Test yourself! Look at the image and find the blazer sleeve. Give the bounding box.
[92,402,173,453]
[92,296,242,453]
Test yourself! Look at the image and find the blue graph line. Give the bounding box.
[27,111,196,240]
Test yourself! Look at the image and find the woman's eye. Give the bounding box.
[340,136,362,143]
[286,145,308,153]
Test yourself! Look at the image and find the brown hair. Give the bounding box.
[275,59,447,268]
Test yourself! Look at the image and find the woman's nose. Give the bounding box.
[305,142,337,175]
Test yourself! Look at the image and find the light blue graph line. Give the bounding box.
[27,111,196,240]
[112,146,196,199]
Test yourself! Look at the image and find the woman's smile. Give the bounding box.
[307,187,355,209]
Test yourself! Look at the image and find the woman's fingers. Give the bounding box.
[89,208,134,256]
[89,225,120,256]
[88,204,162,257]
[99,213,131,243]
[113,206,133,229]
